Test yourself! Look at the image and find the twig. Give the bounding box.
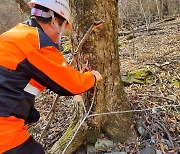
[38,96,59,142]
[155,120,175,149]
[155,0,161,20]
[70,21,104,67]
[45,95,59,120]
[138,94,178,102]
[147,62,170,67]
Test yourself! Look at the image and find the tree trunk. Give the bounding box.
[50,0,132,153]
[15,0,30,14]
[162,0,169,16]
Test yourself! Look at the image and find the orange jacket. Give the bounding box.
[0,19,95,153]
[0,116,30,154]
[0,20,95,95]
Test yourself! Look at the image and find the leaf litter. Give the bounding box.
[119,17,179,154]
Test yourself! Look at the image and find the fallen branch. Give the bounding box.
[155,120,175,149]
[38,96,59,142]
[138,94,178,102]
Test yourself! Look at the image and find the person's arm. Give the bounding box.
[20,46,96,96]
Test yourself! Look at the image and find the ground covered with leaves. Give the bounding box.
[30,17,179,154]
[119,17,180,154]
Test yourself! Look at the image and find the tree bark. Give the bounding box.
[162,0,169,16]
[50,0,132,153]
[15,0,30,14]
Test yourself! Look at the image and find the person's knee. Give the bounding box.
[24,137,45,154]
[33,141,45,154]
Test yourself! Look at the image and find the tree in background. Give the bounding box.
[118,0,179,29]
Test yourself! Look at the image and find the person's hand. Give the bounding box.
[81,63,90,73]
[91,70,102,81]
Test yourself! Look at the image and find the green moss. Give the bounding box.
[86,128,99,143]
[171,79,180,89]
[129,68,153,79]
[61,41,72,54]
[118,41,127,47]
[122,68,154,85]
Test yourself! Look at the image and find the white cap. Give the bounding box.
[28,0,71,29]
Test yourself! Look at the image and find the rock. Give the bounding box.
[135,120,149,138]
[140,145,156,154]
[95,138,117,152]
[156,149,162,154]
[121,68,154,85]
[87,145,96,154]
[105,152,127,154]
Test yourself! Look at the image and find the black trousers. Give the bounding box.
[3,136,45,154]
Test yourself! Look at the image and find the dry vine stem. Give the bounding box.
[38,21,104,142]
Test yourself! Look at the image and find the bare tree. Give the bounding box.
[156,0,162,19]
[138,0,150,31]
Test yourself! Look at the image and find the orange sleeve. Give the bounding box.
[26,46,95,95]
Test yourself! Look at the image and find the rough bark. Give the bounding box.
[50,0,132,153]
[15,0,30,14]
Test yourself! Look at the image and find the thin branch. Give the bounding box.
[38,96,59,142]
[137,94,178,102]
[155,120,175,149]
[45,95,59,120]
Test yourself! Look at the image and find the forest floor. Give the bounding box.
[118,17,180,153]
[30,17,180,154]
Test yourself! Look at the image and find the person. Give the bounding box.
[0,0,102,153]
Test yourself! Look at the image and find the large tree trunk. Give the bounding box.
[50,0,132,153]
